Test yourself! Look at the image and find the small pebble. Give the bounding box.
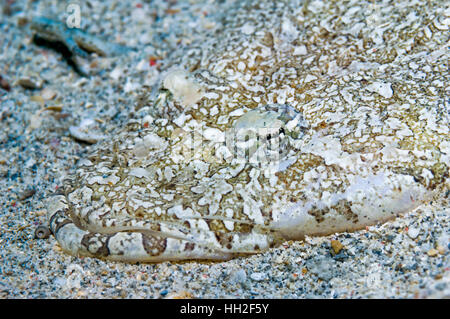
[427,248,439,257]
[0,75,11,91]
[436,245,445,255]
[29,111,43,130]
[274,256,284,264]
[54,277,66,287]
[407,227,420,239]
[229,269,247,284]
[41,88,57,100]
[165,291,193,299]
[331,240,344,254]
[250,272,266,281]
[160,289,168,296]
[19,189,36,201]
[305,256,336,282]
[17,76,43,90]
[30,95,45,105]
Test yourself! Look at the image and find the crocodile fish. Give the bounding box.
[42,0,449,262]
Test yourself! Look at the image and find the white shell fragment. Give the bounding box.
[46,0,449,262]
[69,118,107,144]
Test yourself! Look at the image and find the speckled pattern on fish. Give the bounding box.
[44,0,449,262]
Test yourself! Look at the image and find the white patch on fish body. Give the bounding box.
[163,69,204,106]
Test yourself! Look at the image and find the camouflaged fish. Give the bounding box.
[43,0,449,262]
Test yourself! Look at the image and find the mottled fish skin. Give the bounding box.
[30,16,130,57]
[45,0,449,262]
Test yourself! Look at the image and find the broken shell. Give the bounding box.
[69,118,107,144]
[44,105,63,112]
